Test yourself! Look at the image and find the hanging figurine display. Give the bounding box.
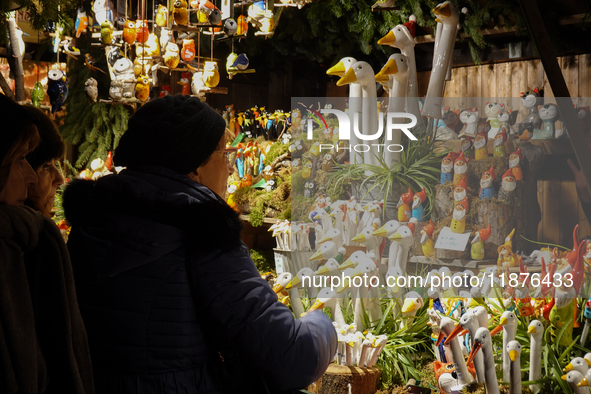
[75,7,89,38]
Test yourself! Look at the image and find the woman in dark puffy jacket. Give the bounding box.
[63,95,337,394]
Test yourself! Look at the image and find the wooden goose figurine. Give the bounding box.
[273,272,305,318]
[566,370,590,394]
[437,316,474,386]
[445,311,485,383]
[528,320,544,393]
[506,340,522,394]
[327,57,362,164]
[423,1,459,118]
[499,310,518,383]
[337,61,381,168]
[387,221,416,278]
[308,287,347,328]
[467,326,503,394]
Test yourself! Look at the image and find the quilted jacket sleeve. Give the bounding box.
[186,243,337,391]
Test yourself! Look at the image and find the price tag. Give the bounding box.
[435,226,471,251]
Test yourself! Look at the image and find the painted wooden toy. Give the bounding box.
[509,147,523,181]
[397,188,413,222]
[520,88,543,130]
[453,152,468,186]
[460,136,474,161]
[534,103,559,139]
[459,108,478,137]
[479,165,495,200]
[474,129,488,161]
[420,220,435,257]
[440,152,455,184]
[450,197,468,234]
[484,102,504,138]
[411,187,427,222]
[453,176,468,205]
[497,229,517,267]
[493,129,508,157]
[471,224,491,260]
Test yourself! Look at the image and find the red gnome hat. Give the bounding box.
[416,187,427,203]
[512,146,523,161]
[423,220,435,237]
[496,129,507,143]
[403,15,417,38]
[454,152,467,165]
[502,169,514,180]
[478,224,492,242]
[455,176,468,191]
[407,221,416,234]
[458,196,469,213]
[482,165,495,181]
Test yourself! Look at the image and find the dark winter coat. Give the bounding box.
[63,166,337,394]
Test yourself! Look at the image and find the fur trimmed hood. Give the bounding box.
[63,166,243,254]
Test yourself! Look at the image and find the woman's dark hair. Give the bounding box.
[22,105,65,170]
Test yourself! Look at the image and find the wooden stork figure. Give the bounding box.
[467,326,503,394]
[422,1,460,119]
[445,311,485,383]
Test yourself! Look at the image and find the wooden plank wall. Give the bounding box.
[416,55,591,247]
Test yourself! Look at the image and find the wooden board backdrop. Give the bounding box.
[416,54,591,247]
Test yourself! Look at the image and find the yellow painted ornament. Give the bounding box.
[301,160,312,179]
[135,76,150,101]
[203,61,220,88]
[122,19,135,45]
[155,4,169,27]
[134,57,152,78]
[100,20,113,44]
[145,33,160,57]
[163,43,180,69]
[172,0,189,25]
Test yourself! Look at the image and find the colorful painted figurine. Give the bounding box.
[135,76,150,101]
[173,0,189,25]
[499,169,516,203]
[224,18,238,36]
[155,4,169,27]
[100,20,113,44]
[31,81,45,107]
[123,20,135,45]
[160,28,173,52]
[135,19,149,44]
[450,197,468,234]
[479,165,495,200]
[181,39,195,62]
[237,14,248,35]
[453,176,468,205]
[471,224,491,260]
[509,147,523,181]
[145,33,160,57]
[460,136,474,161]
[111,57,135,99]
[453,152,468,186]
[474,129,488,161]
[484,102,504,138]
[47,69,68,114]
[397,188,413,222]
[440,153,454,184]
[493,129,507,157]
[203,61,220,88]
[163,43,180,69]
[520,88,543,130]
[497,229,517,267]
[178,72,191,96]
[75,8,88,38]
[84,77,98,103]
[92,0,114,25]
[420,220,435,257]
[433,360,476,394]
[411,187,427,222]
[534,103,559,139]
[459,108,478,137]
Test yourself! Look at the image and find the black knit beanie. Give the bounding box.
[114,95,226,174]
[0,94,38,164]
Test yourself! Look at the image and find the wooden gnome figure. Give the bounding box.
[454,176,468,205]
[460,136,474,162]
[411,187,427,222]
[509,147,523,181]
[498,169,517,203]
[453,152,468,186]
[420,220,435,257]
[497,229,517,267]
[479,165,495,200]
[471,224,491,260]
[440,152,455,184]
[397,188,413,222]
[451,197,468,234]
[474,129,488,161]
[493,129,508,158]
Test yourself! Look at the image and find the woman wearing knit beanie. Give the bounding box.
[0,94,94,394]
[64,95,337,394]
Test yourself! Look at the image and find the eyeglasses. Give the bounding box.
[214,147,238,163]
